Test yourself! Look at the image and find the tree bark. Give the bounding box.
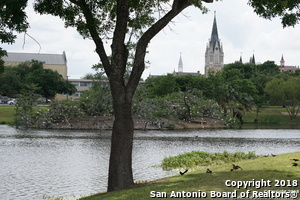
[107,90,134,191]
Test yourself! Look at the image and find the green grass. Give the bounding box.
[0,105,49,125]
[81,152,300,200]
[243,106,300,128]
[0,106,16,124]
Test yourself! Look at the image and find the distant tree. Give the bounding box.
[26,64,76,99]
[80,80,113,116]
[174,75,206,92]
[256,61,280,76]
[0,59,4,74]
[0,68,22,96]
[205,69,256,124]
[265,77,300,119]
[223,62,255,79]
[0,60,76,98]
[15,84,41,128]
[295,70,300,76]
[81,73,95,80]
[145,74,177,97]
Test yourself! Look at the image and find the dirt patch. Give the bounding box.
[281,112,299,116]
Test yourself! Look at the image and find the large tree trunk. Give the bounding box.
[105,0,199,192]
[107,97,134,191]
[107,62,135,191]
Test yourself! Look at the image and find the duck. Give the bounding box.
[231,164,243,171]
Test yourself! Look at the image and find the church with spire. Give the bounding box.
[204,11,224,77]
[172,53,201,76]
[279,55,299,72]
[149,11,300,79]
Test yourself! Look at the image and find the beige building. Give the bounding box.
[68,79,94,98]
[2,51,68,79]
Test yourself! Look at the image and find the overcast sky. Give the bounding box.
[2,0,300,80]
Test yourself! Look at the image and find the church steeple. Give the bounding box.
[251,53,255,64]
[280,55,285,67]
[239,52,243,63]
[178,53,183,72]
[210,11,220,51]
[204,11,224,77]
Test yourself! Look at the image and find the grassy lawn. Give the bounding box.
[243,106,300,128]
[0,105,49,125]
[80,152,300,200]
[0,106,16,124]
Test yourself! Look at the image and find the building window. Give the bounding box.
[80,82,92,87]
[70,81,80,86]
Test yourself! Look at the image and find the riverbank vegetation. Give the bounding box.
[0,101,300,129]
[1,105,300,129]
[161,151,259,169]
[1,61,300,129]
[80,151,300,200]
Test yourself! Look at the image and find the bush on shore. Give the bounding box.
[161,151,259,169]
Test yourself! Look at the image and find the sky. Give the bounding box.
[2,0,300,80]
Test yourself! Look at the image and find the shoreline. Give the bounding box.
[35,116,226,130]
[80,151,300,200]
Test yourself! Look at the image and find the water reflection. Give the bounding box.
[0,125,299,200]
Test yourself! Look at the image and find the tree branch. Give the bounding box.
[126,0,193,97]
[69,0,112,77]
[110,0,129,80]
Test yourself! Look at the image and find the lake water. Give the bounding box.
[0,125,299,200]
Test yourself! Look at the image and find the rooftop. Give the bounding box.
[2,52,67,65]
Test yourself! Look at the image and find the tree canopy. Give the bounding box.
[265,77,300,119]
[249,0,300,27]
[0,0,28,73]
[0,0,28,55]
